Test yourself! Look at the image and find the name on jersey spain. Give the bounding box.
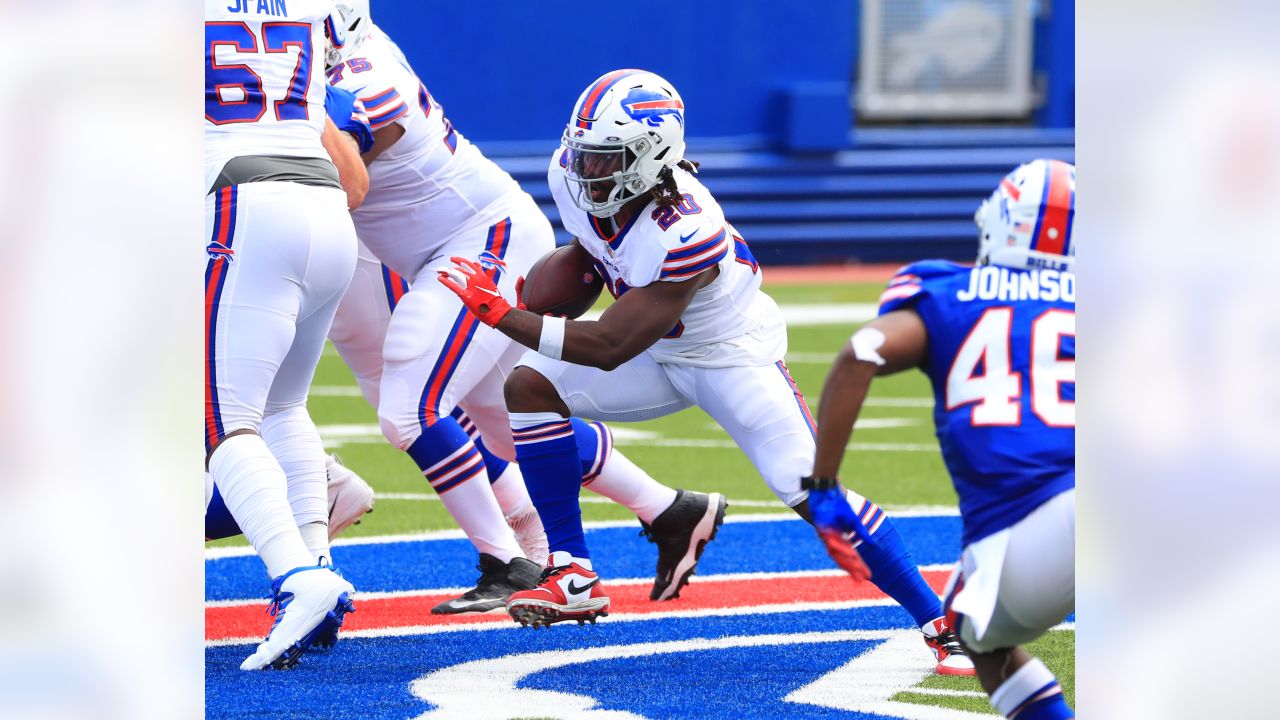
[225,0,289,17]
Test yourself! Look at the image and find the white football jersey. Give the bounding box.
[204,0,335,191]
[548,153,785,367]
[327,27,522,279]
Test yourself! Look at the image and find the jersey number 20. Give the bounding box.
[946,308,1075,427]
[206,22,314,125]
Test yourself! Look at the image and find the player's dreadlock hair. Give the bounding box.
[650,159,701,208]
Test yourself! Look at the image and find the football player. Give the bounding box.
[204,0,358,670]
[438,71,970,673]
[321,5,725,612]
[808,160,1076,717]
[205,84,379,546]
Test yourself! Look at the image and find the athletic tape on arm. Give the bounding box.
[850,326,887,366]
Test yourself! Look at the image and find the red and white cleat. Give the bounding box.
[922,617,977,676]
[506,551,610,628]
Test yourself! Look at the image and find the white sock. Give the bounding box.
[298,521,329,564]
[416,435,525,564]
[587,448,678,524]
[261,407,329,532]
[490,463,534,518]
[991,657,1061,718]
[208,434,314,578]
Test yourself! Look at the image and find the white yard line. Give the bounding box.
[897,688,988,699]
[316,422,937,452]
[206,564,959,609]
[205,511,958,559]
[308,385,933,408]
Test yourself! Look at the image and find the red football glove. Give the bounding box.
[514,275,528,311]
[436,256,514,327]
[817,528,872,583]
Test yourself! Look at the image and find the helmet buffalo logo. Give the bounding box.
[573,129,586,137]
[622,88,685,127]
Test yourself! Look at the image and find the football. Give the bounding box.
[521,243,604,319]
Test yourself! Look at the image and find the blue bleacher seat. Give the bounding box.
[490,127,1074,264]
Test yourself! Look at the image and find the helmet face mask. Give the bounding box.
[562,132,655,217]
[974,159,1076,272]
[561,70,686,218]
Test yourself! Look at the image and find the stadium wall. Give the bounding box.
[373,0,1073,149]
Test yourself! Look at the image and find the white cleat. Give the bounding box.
[240,566,356,671]
[326,454,375,541]
[507,507,549,566]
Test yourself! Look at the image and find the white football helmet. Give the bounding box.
[975,159,1076,272]
[561,69,687,218]
[324,1,372,68]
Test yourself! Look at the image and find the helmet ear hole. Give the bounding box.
[654,147,670,162]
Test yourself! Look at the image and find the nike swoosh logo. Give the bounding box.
[678,231,697,243]
[442,598,499,609]
[566,578,599,595]
[475,287,499,297]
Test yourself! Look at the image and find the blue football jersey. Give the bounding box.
[879,261,1075,546]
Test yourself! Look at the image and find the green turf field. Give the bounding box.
[207,280,1075,714]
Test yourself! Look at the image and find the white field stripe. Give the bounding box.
[310,385,365,396]
[204,509,959,559]
[208,598,909,647]
[788,632,993,719]
[207,564,958,609]
[209,593,1069,649]
[308,384,934,409]
[408,629,897,720]
[315,422,937,452]
[896,688,987,699]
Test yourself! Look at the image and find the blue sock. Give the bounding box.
[570,417,612,482]
[450,407,511,483]
[405,416,485,493]
[992,658,1073,719]
[204,482,242,540]
[512,413,588,559]
[856,499,944,626]
[1016,694,1074,719]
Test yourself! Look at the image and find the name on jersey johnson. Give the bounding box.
[955,266,1075,303]
[225,0,289,16]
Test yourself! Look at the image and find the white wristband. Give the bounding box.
[538,316,566,360]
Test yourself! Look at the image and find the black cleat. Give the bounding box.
[431,554,541,614]
[640,490,728,601]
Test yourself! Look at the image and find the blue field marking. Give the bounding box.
[206,605,917,720]
[206,515,962,601]
[524,640,885,720]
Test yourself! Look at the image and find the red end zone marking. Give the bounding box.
[207,571,949,642]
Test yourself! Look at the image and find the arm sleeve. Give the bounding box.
[323,85,375,154]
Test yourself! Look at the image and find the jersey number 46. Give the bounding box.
[946,308,1075,428]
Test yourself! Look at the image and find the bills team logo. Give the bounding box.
[477,251,507,273]
[622,87,685,127]
[207,241,235,263]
